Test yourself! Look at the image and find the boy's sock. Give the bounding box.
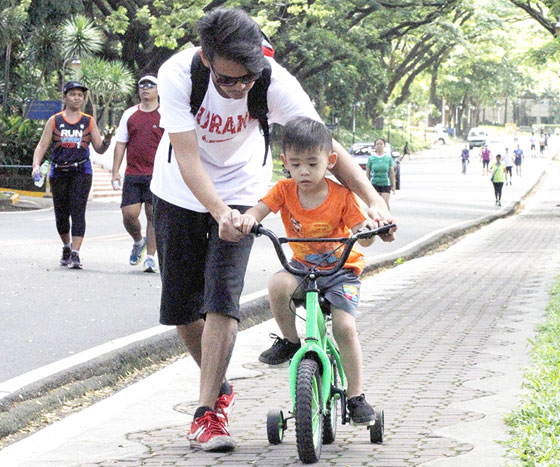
[134,239,144,246]
[63,242,71,248]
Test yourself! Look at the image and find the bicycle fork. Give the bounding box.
[288,289,345,414]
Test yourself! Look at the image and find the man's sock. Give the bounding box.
[219,380,232,396]
[193,405,213,420]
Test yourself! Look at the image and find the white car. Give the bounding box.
[467,128,488,149]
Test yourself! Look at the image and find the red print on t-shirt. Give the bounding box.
[196,107,253,142]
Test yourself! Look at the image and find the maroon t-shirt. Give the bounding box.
[115,105,164,176]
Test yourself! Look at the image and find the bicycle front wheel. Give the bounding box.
[295,358,323,464]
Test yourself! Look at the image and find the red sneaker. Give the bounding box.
[214,384,236,426]
[188,410,236,452]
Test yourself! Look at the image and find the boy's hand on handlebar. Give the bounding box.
[238,213,258,235]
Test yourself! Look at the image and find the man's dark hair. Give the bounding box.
[282,117,333,155]
[198,8,265,74]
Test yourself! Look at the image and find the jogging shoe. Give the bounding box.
[214,385,236,426]
[347,394,375,425]
[143,257,157,273]
[68,251,82,270]
[188,410,236,452]
[258,334,301,365]
[60,246,72,266]
[129,238,146,265]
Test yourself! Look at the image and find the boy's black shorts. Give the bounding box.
[121,175,153,208]
[153,195,254,326]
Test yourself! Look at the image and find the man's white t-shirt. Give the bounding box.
[502,151,513,167]
[150,47,321,212]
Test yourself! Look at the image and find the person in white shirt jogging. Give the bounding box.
[150,8,396,452]
[112,75,163,272]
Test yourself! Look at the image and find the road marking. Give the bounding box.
[0,289,269,398]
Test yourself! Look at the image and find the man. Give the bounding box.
[150,8,395,452]
[112,75,163,272]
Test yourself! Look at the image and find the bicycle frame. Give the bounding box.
[288,283,346,415]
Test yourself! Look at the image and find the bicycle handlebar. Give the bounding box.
[251,223,396,278]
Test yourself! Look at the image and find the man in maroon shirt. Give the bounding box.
[112,75,163,272]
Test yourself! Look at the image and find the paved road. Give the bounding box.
[1,144,559,466]
[0,138,551,385]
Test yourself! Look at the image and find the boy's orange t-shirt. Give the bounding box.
[261,178,367,275]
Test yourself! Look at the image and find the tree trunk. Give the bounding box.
[2,42,12,111]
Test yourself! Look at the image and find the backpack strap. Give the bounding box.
[188,50,272,166]
[248,62,271,166]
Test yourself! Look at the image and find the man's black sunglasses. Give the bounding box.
[139,82,157,89]
[208,62,260,87]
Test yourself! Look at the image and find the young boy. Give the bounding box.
[239,117,379,424]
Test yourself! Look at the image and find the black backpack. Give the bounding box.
[189,50,272,166]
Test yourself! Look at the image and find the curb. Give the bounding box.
[0,158,552,443]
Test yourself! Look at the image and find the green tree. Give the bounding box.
[70,56,135,128]
[0,1,27,110]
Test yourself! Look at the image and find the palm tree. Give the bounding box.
[0,3,26,111]
[70,56,135,128]
[22,24,61,118]
[60,14,103,88]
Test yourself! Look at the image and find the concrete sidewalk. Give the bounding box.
[1,157,559,466]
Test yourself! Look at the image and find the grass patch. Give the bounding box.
[504,277,560,465]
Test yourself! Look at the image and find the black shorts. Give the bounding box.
[506,166,513,175]
[153,195,254,325]
[121,175,153,208]
[373,185,392,194]
[482,160,489,168]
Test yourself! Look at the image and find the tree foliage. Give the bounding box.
[1,0,559,143]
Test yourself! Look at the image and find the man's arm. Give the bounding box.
[330,139,396,239]
[168,130,243,242]
[112,142,127,187]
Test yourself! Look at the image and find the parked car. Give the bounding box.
[426,125,450,145]
[467,127,487,149]
[349,142,401,190]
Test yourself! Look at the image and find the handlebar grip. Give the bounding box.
[250,224,262,235]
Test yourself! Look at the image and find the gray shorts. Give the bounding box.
[286,260,361,316]
[153,195,254,325]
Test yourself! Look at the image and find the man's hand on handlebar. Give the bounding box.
[366,206,397,242]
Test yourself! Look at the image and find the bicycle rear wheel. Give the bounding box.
[322,356,338,444]
[295,358,323,464]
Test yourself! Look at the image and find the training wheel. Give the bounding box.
[266,409,286,445]
[369,408,384,444]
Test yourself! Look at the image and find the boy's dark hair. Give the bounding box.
[198,8,265,74]
[282,117,333,155]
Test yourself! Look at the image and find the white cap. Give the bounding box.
[138,75,157,85]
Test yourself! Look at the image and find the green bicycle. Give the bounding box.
[252,223,395,464]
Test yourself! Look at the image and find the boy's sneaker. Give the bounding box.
[188,410,236,452]
[129,238,146,265]
[143,257,157,273]
[60,246,72,266]
[214,385,236,426]
[68,251,82,270]
[258,334,301,365]
[347,394,375,425]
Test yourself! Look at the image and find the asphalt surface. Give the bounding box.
[0,140,548,386]
[0,149,559,466]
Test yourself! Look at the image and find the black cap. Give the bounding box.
[63,81,88,94]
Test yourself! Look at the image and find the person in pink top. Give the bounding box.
[480,145,491,176]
